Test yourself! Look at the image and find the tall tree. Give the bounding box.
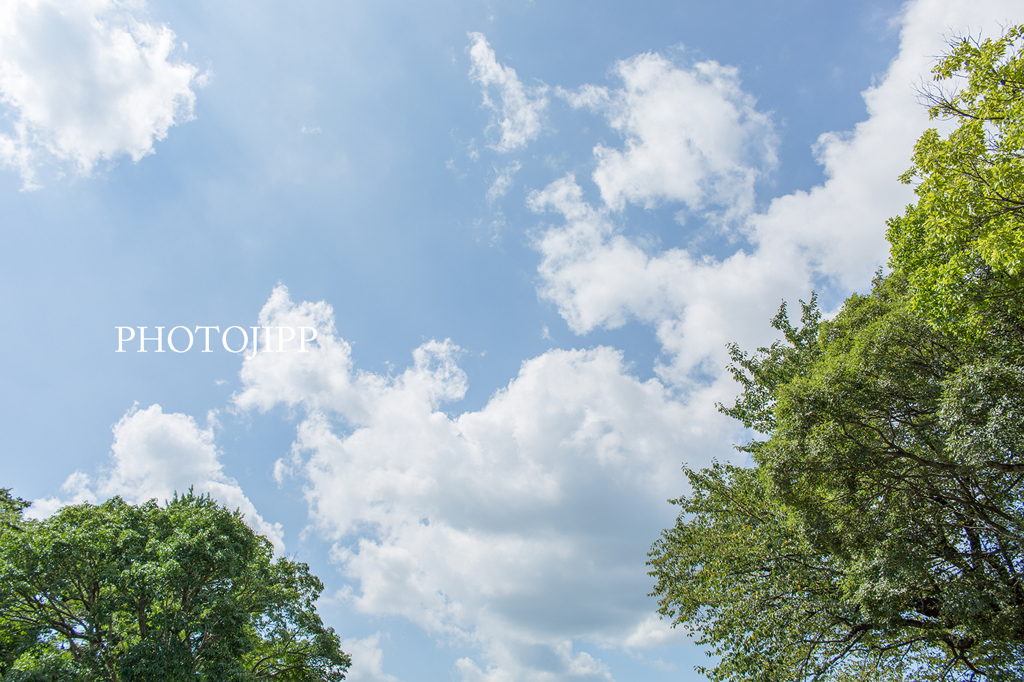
[650,26,1024,682]
[0,490,350,682]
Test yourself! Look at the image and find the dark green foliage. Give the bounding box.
[650,275,1024,680]
[0,490,350,681]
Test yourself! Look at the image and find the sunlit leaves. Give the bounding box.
[888,25,1024,342]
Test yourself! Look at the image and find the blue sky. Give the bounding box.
[1,0,1018,679]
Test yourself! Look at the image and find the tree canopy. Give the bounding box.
[0,490,350,682]
[887,25,1024,343]
[649,26,1024,682]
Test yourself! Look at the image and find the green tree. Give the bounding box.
[0,490,350,682]
[651,279,1024,680]
[650,26,1024,682]
[887,26,1024,343]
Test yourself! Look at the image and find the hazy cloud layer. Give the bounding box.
[0,0,204,188]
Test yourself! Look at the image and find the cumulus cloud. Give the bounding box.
[528,174,811,388]
[26,4,1011,682]
[0,0,205,188]
[468,32,548,153]
[235,286,723,681]
[561,52,777,218]
[31,404,284,552]
[529,0,1021,390]
[340,633,402,682]
[225,2,1020,680]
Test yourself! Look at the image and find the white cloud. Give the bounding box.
[31,404,284,552]
[0,0,205,188]
[529,0,1021,390]
[125,3,1014,680]
[235,286,725,681]
[561,52,777,218]
[456,640,612,682]
[234,285,467,420]
[528,174,813,388]
[25,5,1013,682]
[742,0,1022,290]
[619,614,690,650]
[468,32,548,153]
[340,633,401,682]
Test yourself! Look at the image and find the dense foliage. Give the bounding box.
[888,25,1024,342]
[0,490,350,682]
[649,26,1024,682]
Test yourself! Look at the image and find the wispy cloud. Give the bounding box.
[468,33,548,153]
[485,160,521,204]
